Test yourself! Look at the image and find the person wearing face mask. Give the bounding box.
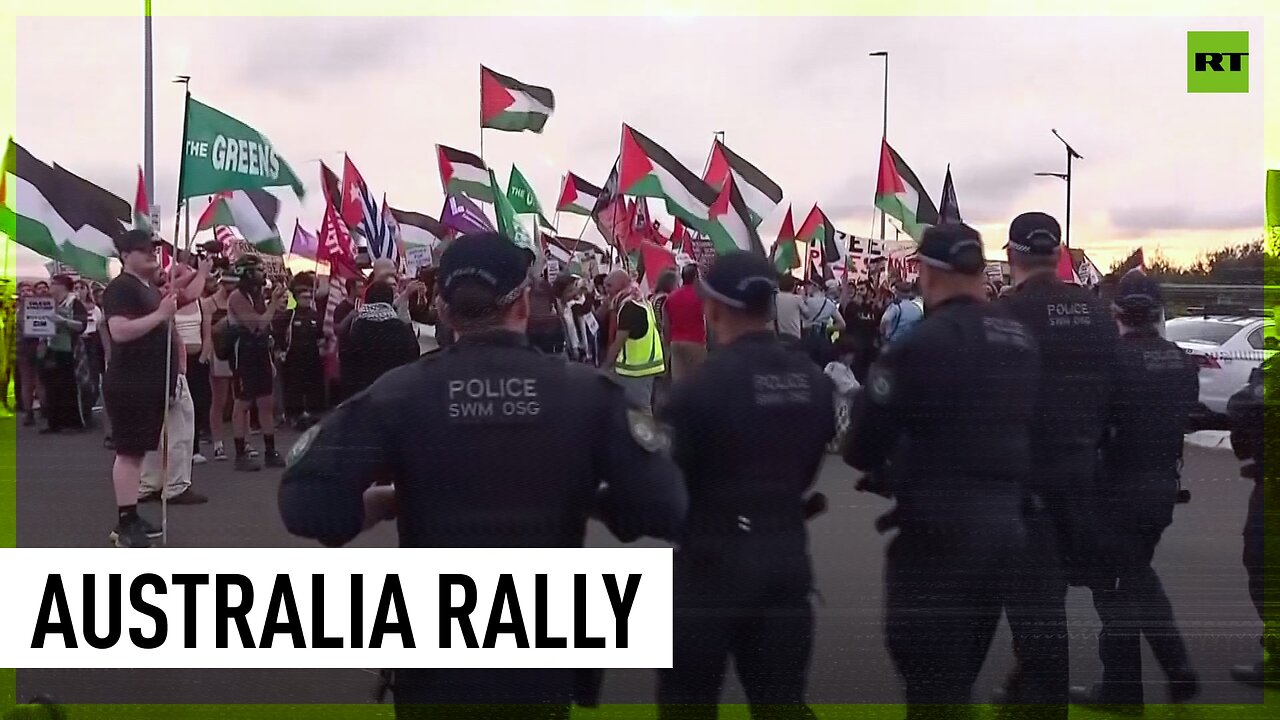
[274,282,325,430]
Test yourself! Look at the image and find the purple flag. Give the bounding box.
[290,220,319,260]
[441,193,495,235]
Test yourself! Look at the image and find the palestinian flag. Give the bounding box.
[637,240,677,296]
[481,66,555,134]
[320,161,343,212]
[705,174,764,256]
[134,166,152,235]
[54,164,131,226]
[704,140,783,228]
[875,139,938,242]
[797,205,840,265]
[389,207,447,249]
[196,189,284,255]
[557,173,601,216]
[592,160,631,253]
[2,141,123,281]
[771,206,801,272]
[618,125,717,229]
[437,145,493,202]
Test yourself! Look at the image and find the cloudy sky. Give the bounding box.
[9,13,1264,277]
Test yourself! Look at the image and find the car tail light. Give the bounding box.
[1194,354,1221,370]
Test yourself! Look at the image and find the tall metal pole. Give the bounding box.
[1051,129,1082,251]
[1064,150,1072,250]
[143,0,155,208]
[871,52,889,241]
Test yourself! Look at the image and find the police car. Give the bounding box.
[1166,311,1275,422]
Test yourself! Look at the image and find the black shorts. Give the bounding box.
[103,375,166,458]
[233,340,274,401]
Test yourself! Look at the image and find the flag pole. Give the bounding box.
[160,76,191,547]
[144,0,155,219]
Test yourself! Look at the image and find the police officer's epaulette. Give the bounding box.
[414,346,447,363]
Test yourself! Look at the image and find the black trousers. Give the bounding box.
[1087,513,1188,703]
[658,536,816,720]
[884,505,1027,720]
[1242,480,1277,657]
[39,350,82,431]
[281,351,324,419]
[1000,453,1100,716]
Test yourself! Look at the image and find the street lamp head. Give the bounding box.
[870,51,888,57]
[173,75,191,84]
[1035,172,1069,180]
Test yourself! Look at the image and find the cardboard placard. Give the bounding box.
[22,297,57,338]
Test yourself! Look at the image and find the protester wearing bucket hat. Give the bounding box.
[844,222,1042,713]
[280,231,687,715]
[656,250,834,715]
[1068,267,1201,709]
[994,212,1118,711]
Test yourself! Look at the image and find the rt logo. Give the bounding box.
[1187,31,1249,93]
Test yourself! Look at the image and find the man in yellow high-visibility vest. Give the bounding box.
[602,269,665,412]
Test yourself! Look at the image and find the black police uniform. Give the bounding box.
[996,213,1117,710]
[279,233,689,720]
[1228,357,1277,685]
[845,223,1040,716]
[656,252,834,720]
[1074,272,1198,706]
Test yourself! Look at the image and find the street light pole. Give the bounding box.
[1052,129,1083,249]
[870,51,889,241]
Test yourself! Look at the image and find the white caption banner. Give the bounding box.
[0,548,672,669]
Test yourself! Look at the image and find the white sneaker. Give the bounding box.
[247,444,260,458]
[213,445,228,462]
[192,453,208,465]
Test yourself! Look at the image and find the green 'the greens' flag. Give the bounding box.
[490,168,536,255]
[179,95,305,200]
[507,164,554,230]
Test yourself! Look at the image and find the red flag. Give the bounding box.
[340,154,370,229]
[638,240,677,295]
[670,218,691,256]
[317,201,357,279]
[1056,247,1080,283]
[134,166,151,234]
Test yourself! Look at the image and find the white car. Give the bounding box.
[1165,314,1275,420]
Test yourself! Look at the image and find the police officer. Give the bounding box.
[843,223,1040,719]
[1228,356,1277,687]
[995,212,1117,712]
[1070,270,1199,708]
[279,232,689,720]
[656,251,834,720]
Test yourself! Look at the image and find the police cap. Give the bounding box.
[918,222,986,275]
[698,250,778,313]
[1005,212,1062,255]
[1113,269,1163,316]
[438,231,533,307]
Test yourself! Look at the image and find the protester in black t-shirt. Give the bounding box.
[227,257,288,471]
[102,230,205,548]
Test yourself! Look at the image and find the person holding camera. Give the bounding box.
[226,256,288,471]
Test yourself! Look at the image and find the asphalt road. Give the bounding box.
[12,420,1270,710]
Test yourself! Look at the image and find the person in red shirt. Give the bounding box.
[664,263,708,384]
